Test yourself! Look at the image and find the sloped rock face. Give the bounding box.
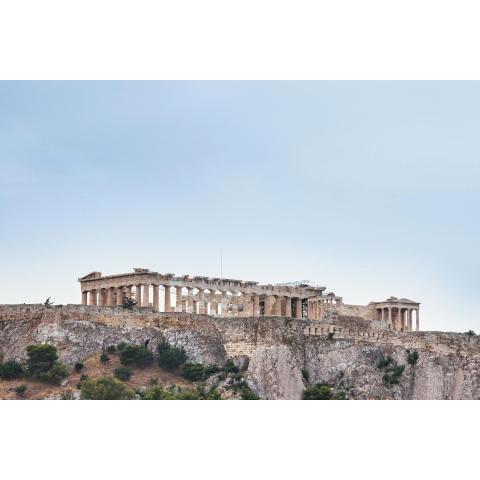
[2,305,480,399]
[0,307,228,367]
[247,345,304,400]
[304,338,480,400]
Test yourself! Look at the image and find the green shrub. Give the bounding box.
[26,344,59,376]
[122,297,137,310]
[301,368,310,382]
[182,363,205,381]
[144,385,165,400]
[106,345,117,354]
[157,342,187,371]
[376,355,393,369]
[0,360,24,380]
[204,365,222,377]
[80,376,136,400]
[224,359,239,374]
[407,350,419,365]
[240,384,260,400]
[37,362,69,385]
[114,366,133,382]
[467,330,476,337]
[15,384,28,398]
[383,365,405,386]
[176,388,200,400]
[116,342,128,352]
[206,387,222,400]
[148,376,159,386]
[100,353,110,364]
[120,345,154,368]
[74,362,84,372]
[303,384,333,400]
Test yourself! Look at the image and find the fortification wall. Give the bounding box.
[0,304,308,362]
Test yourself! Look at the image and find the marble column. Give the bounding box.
[176,287,183,312]
[82,291,88,305]
[388,307,392,328]
[407,309,413,331]
[197,289,204,314]
[295,298,303,319]
[253,295,260,317]
[273,296,282,316]
[106,288,114,306]
[136,285,142,306]
[116,287,124,306]
[264,295,274,316]
[89,290,97,306]
[242,294,252,316]
[416,309,420,331]
[210,292,218,315]
[153,285,160,311]
[285,297,292,317]
[182,288,191,313]
[164,286,171,312]
[220,292,228,317]
[98,290,105,307]
[143,284,150,307]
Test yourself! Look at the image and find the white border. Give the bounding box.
[0,400,477,479]
[1,0,480,79]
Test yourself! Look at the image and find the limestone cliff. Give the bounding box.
[1,304,479,399]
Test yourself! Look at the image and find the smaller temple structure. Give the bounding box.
[373,296,420,332]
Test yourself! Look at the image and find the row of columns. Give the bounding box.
[378,307,420,332]
[307,297,339,320]
[82,285,316,319]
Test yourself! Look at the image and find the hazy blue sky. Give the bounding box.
[1,81,479,332]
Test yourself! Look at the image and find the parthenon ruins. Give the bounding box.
[78,268,420,332]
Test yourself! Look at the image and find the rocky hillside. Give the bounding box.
[1,304,480,399]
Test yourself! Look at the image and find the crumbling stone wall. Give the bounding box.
[328,303,377,321]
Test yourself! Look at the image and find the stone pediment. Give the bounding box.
[397,298,419,304]
[79,272,102,281]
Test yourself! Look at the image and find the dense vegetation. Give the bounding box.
[0,360,24,380]
[303,383,346,400]
[114,366,133,382]
[0,339,262,400]
[0,344,69,385]
[119,345,154,367]
[157,342,187,370]
[25,344,69,384]
[80,376,135,400]
[376,354,406,386]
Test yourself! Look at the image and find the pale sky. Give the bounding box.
[1,81,479,332]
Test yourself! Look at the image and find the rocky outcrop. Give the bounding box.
[2,304,480,399]
[247,345,304,399]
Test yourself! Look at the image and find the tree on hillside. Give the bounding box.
[80,376,135,400]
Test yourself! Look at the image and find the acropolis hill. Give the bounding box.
[1,268,480,399]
